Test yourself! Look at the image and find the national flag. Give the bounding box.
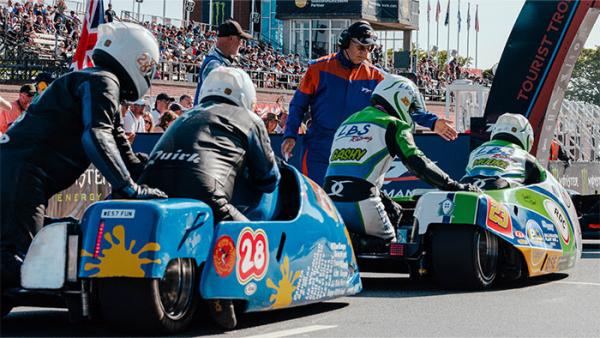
[436,0,441,22]
[444,0,450,26]
[467,3,471,30]
[475,4,479,32]
[427,0,431,23]
[457,2,462,32]
[71,0,105,70]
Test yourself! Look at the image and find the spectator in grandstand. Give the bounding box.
[150,92,174,124]
[169,102,184,116]
[143,112,154,132]
[124,98,147,143]
[263,112,279,134]
[179,94,193,110]
[0,23,167,291]
[193,19,252,105]
[0,84,35,134]
[152,110,178,132]
[275,110,288,134]
[104,3,116,23]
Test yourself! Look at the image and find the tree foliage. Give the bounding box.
[566,45,600,105]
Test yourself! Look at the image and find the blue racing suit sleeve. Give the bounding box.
[78,77,136,192]
[411,107,438,130]
[193,58,224,105]
[284,65,319,140]
[248,116,281,192]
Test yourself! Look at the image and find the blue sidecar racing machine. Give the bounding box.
[2,163,361,333]
[355,172,583,290]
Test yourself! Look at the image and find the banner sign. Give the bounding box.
[276,0,403,21]
[201,0,232,26]
[548,161,600,195]
[482,0,597,156]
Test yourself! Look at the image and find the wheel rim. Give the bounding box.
[475,230,498,282]
[158,258,195,320]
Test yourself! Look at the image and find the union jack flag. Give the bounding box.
[71,0,105,70]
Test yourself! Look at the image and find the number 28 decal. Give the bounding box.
[236,227,269,284]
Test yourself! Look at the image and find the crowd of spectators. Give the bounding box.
[0,0,81,60]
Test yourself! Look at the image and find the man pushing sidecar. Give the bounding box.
[324,74,480,252]
[0,22,167,293]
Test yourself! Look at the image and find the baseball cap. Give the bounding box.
[156,93,175,102]
[132,98,146,106]
[19,84,36,96]
[347,21,377,46]
[217,19,252,39]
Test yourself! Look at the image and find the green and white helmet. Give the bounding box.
[491,113,534,152]
[371,74,420,127]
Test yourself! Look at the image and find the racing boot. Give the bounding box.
[209,299,237,329]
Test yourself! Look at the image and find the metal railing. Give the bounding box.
[556,100,600,162]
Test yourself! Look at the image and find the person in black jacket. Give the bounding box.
[0,22,167,291]
[138,66,280,329]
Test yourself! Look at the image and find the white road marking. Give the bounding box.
[556,281,600,286]
[243,325,337,338]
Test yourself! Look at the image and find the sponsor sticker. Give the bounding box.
[236,228,269,284]
[526,220,544,247]
[543,199,570,245]
[515,230,525,239]
[244,282,258,296]
[100,209,135,219]
[213,235,236,277]
[438,198,454,217]
[485,198,513,238]
[517,239,529,245]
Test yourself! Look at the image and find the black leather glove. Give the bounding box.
[116,183,168,199]
[133,184,168,199]
[457,183,483,193]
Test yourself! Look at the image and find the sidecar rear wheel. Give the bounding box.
[98,258,198,334]
[431,225,498,289]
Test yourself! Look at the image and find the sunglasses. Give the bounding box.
[24,93,34,97]
[352,42,374,52]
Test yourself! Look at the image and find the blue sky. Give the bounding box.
[106,0,599,70]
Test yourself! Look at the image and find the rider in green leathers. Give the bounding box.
[462,113,546,189]
[324,74,478,247]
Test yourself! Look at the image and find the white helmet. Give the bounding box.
[371,74,418,126]
[93,22,159,101]
[199,67,256,111]
[491,113,534,152]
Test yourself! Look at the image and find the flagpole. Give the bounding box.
[466,3,470,63]
[427,0,431,59]
[475,4,479,68]
[446,1,450,57]
[457,0,460,56]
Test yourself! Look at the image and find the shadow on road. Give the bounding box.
[356,272,571,299]
[0,302,349,337]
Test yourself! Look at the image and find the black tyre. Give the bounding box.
[1,297,12,318]
[431,225,498,289]
[98,258,198,334]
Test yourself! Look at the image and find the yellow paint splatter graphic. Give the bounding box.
[266,256,301,309]
[82,225,161,277]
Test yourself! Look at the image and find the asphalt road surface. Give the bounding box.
[2,242,599,337]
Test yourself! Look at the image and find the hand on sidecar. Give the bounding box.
[457,183,483,194]
[114,183,168,199]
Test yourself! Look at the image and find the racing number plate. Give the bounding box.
[486,197,513,238]
[236,227,269,284]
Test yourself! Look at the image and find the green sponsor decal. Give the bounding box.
[473,158,509,169]
[330,148,367,162]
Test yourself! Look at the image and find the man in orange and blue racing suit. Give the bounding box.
[281,21,457,185]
